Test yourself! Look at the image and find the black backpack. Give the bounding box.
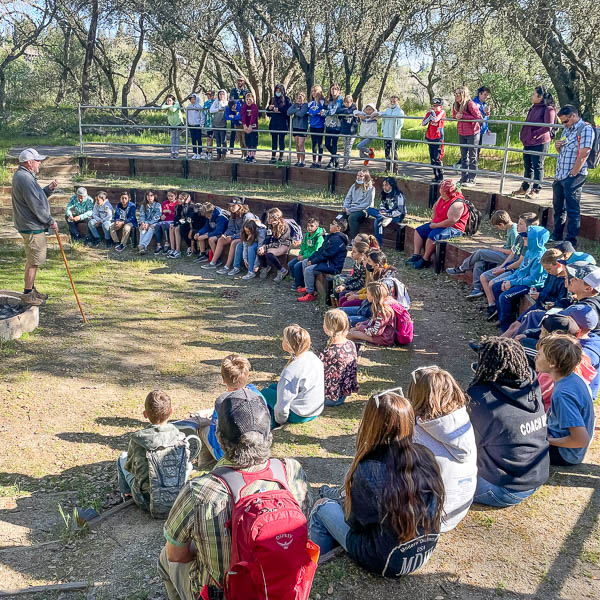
[452,197,482,236]
[578,123,600,169]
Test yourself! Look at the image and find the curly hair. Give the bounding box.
[471,336,531,386]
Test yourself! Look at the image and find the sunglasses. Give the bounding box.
[372,386,404,408]
[410,365,438,383]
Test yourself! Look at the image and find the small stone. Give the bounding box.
[327,585,334,595]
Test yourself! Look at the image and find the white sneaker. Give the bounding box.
[228,267,241,276]
[380,217,393,228]
[200,152,207,160]
[191,153,197,159]
[216,266,231,274]
[241,272,256,279]
[186,247,192,256]
[206,153,212,160]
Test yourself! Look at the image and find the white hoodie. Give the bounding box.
[186,93,203,127]
[413,406,478,532]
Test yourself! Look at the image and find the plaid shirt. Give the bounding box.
[555,118,594,180]
[163,457,312,593]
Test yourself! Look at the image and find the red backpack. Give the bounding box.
[211,459,320,600]
[389,301,414,345]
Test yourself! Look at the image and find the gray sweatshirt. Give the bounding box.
[11,166,55,233]
[343,184,375,213]
[275,351,324,425]
[413,406,478,532]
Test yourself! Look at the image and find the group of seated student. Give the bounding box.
[116,323,595,599]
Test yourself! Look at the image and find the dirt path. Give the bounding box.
[0,244,598,599]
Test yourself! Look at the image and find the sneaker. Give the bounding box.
[269,158,277,164]
[296,286,307,294]
[412,257,432,269]
[511,187,527,196]
[406,254,421,264]
[259,266,272,279]
[526,190,541,199]
[194,253,209,263]
[154,245,163,255]
[324,397,346,407]
[462,180,475,187]
[163,245,170,254]
[200,152,207,160]
[227,267,241,276]
[20,291,43,306]
[201,262,219,270]
[171,250,182,258]
[186,247,193,257]
[273,268,288,283]
[206,153,212,160]
[467,289,485,299]
[469,342,481,352]
[326,161,335,169]
[138,246,146,255]
[368,147,375,159]
[241,272,256,279]
[310,163,318,169]
[216,266,231,274]
[446,266,466,275]
[380,217,392,228]
[486,305,498,321]
[297,293,316,302]
[115,243,125,252]
[298,162,305,167]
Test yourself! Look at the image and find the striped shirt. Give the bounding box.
[163,457,312,593]
[555,118,594,180]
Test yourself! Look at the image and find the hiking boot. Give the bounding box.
[526,190,541,200]
[446,266,466,275]
[511,187,527,196]
[33,288,48,302]
[467,289,484,299]
[273,268,288,283]
[227,267,241,276]
[259,266,272,279]
[297,293,316,302]
[20,291,43,306]
[486,305,498,321]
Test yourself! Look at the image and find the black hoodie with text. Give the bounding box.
[467,372,549,491]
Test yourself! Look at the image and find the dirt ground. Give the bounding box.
[0,243,598,600]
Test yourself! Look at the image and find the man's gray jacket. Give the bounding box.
[11,166,55,233]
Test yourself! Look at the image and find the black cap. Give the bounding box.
[554,241,575,254]
[432,97,443,105]
[217,389,271,443]
[541,314,579,335]
[228,197,245,206]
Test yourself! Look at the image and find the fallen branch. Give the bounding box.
[0,539,61,553]
[85,498,134,529]
[0,581,91,596]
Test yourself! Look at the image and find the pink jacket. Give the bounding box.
[452,100,482,137]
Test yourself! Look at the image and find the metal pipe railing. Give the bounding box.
[78,104,565,192]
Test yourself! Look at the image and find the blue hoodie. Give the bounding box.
[309,231,349,273]
[507,226,549,287]
[113,201,137,227]
[308,99,325,129]
[580,335,600,399]
[198,206,229,237]
[225,100,242,124]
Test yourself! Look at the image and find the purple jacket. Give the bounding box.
[520,103,556,147]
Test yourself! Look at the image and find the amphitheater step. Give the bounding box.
[0,205,68,219]
[6,164,79,177]
[0,224,70,249]
[5,154,79,168]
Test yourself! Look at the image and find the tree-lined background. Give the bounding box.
[1,0,598,126]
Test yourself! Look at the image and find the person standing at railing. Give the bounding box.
[229,77,248,154]
[324,83,344,169]
[472,86,491,159]
[184,93,203,159]
[355,103,380,166]
[161,94,185,159]
[202,90,215,160]
[452,86,482,186]
[308,85,326,168]
[380,94,405,174]
[210,90,229,160]
[267,83,291,163]
[338,95,358,170]
[422,98,446,182]
[552,104,594,247]
[225,99,246,158]
[287,91,309,167]
[241,92,259,163]
[512,86,556,200]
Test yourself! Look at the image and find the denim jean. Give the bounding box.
[459,248,507,291]
[473,476,537,507]
[340,304,370,326]
[308,500,350,555]
[190,127,203,155]
[213,130,227,158]
[170,128,181,155]
[116,452,135,495]
[357,137,375,158]
[415,222,463,242]
[459,133,480,182]
[88,219,110,240]
[492,282,530,331]
[342,136,355,167]
[325,128,340,157]
[366,207,402,245]
[552,173,587,245]
[155,221,171,244]
[289,257,304,287]
[234,241,258,271]
[521,143,548,192]
[139,225,156,248]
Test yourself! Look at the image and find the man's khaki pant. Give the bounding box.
[157,546,196,600]
[110,222,133,245]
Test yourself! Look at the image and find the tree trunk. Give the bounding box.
[121,15,146,116]
[376,34,402,110]
[55,24,73,107]
[81,0,99,107]
[0,70,6,113]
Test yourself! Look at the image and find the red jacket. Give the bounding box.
[241,103,259,129]
[452,100,482,137]
[432,192,469,233]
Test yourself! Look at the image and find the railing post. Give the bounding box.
[78,104,84,154]
[499,122,512,195]
[391,117,397,174]
[288,118,293,164]
[185,118,189,159]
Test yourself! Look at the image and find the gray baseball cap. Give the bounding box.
[76,187,88,197]
[18,148,48,162]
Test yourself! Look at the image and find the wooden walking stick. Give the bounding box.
[54,230,88,323]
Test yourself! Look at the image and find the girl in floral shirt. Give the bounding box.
[319,309,359,407]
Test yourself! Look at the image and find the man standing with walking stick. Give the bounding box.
[11,148,58,307]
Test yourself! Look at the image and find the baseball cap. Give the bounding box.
[18,148,47,162]
[564,263,600,291]
[541,314,579,335]
[560,304,599,331]
[432,97,443,105]
[228,197,245,206]
[76,186,88,197]
[217,389,271,444]
[554,241,575,254]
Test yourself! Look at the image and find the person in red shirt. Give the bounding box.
[154,190,178,255]
[407,179,469,270]
[422,98,446,182]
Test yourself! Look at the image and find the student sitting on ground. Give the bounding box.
[446,209,518,299]
[192,354,266,466]
[138,190,162,255]
[289,218,325,291]
[554,241,596,265]
[319,309,359,407]
[87,191,113,248]
[187,202,207,257]
[65,186,94,243]
[481,212,538,317]
[257,208,292,282]
[159,393,312,600]
[110,191,138,253]
[468,337,549,506]
[154,190,178,255]
[366,177,406,245]
[193,202,229,263]
[536,333,595,466]
[297,217,349,303]
[167,193,195,259]
[407,179,469,270]
[409,366,477,531]
[116,390,193,516]
[331,240,370,307]
[261,324,325,428]
[491,225,549,331]
[342,169,376,240]
[230,217,266,279]
[309,392,444,577]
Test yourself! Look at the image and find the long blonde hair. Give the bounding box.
[266,207,286,238]
[283,324,311,364]
[324,309,349,344]
[367,281,391,319]
[408,366,468,421]
[311,85,323,103]
[355,169,373,192]
[453,86,471,113]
